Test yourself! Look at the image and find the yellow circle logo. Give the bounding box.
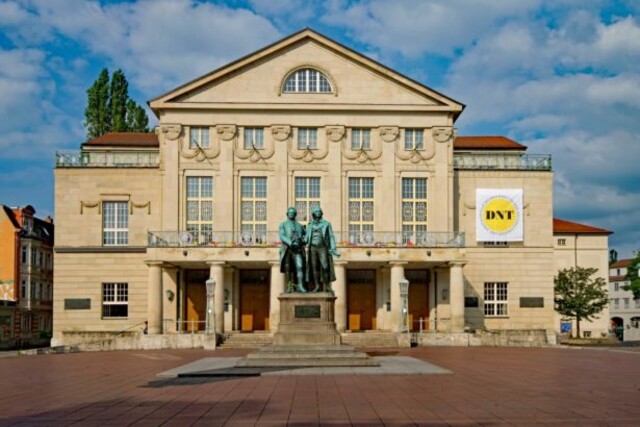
[481,197,517,233]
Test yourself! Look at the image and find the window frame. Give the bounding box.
[294,177,321,223]
[102,282,129,319]
[484,282,509,317]
[189,126,210,149]
[243,127,264,150]
[297,128,318,150]
[283,68,333,93]
[240,177,268,235]
[351,128,371,151]
[102,201,129,246]
[186,176,214,243]
[401,178,428,243]
[348,177,375,235]
[404,129,424,150]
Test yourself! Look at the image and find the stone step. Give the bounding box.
[219,333,274,349]
[235,357,378,367]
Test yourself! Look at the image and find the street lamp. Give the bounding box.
[205,278,216,335]
[399,278,410,333]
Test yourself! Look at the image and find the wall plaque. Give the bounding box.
[520,297,544,308]
[64,298,91,310]
[295,305,321,318]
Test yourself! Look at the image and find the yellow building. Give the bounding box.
[52,29,609,349]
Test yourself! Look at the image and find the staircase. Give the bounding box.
[340,332,400,348]
[219,332,273,349]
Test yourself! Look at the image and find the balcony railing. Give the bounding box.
[55,150,160,168]
[453,153,551,171]
[148,230,465,248]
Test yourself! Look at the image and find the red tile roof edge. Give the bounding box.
[553,218,613,235]
[82,132,158,147]
[610,259,633,269]
[454,136,527,150]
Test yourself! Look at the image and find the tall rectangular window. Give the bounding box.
[241,177,267,235]
[351,129,371,150]
[484,282,508,316]
[186,176,213,242]
[404,129,424,150]
[21,246,27,264]
[244,127,264,149]
[295,177,321,222]
[189,127,210,149]
[348,178,374,235]
[402,178,428,243]
[102,283,128,318]
[103,202,129,246]
[614,298,620,309]
[297,128,317,149]
[624,298,630,309]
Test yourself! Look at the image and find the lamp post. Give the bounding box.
[399,278,410,333]
[205,278,215,335]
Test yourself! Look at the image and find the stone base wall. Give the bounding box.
[51,331,217,351]
[417,329,554,347]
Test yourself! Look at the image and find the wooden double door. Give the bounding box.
[406,269,430,331]
[239,269,270,332]
[347,270,377,331]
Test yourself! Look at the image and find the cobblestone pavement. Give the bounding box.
[1,346,639,426]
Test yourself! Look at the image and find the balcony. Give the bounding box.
[148,230,465,248]
[55,150,160,168]
[453,153,552,171]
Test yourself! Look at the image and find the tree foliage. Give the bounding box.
[84,68,149,138]
[622,251,640,300]
[554,266,609,338]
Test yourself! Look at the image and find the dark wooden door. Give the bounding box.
[186,283,206,332]
[347,270,376,331]
[407,270,430,331]
[239,269,270,331]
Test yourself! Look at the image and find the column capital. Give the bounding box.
[448,260,467,268]
[207,261,226,267]
[389,261,409,267]
[145,261,164,267]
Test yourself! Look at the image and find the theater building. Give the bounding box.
[52,29,608,348]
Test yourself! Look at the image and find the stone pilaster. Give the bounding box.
[333,261,347,332]
[146,261,163,334]
[269,261,285,332]
[389,261,408,332]
[208,261,225,335]
[449,261,466,332]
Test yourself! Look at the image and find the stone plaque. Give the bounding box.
[520,297,544,308]
[295,305,321,319]
[64,298,91,310]
[464,297,479,308]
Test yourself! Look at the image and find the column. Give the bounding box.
[333,261,347,332]
[449,261,466,332]
[389,261,408,333]
[146,261,163,334]
[269,261,285,332]
[208,261,225,335]
[162,266,178,333]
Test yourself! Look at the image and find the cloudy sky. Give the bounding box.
[0,0,638,257]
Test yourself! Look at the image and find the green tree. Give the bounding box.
[609,249,618,264]
[622,251,640,300]
[109,69,129,132]
[84,68,150,138]
[554,266,609,338]
[84,68,111,139]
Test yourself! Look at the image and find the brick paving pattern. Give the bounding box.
[1,346,640,425]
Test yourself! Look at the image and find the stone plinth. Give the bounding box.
[274,292,341,346]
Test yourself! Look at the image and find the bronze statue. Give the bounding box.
[279,207,307,292]
[305,206,339,292]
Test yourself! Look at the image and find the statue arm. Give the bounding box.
[327,222,340,257]
[279,222,292,247]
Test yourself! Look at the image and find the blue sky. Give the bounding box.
[0,0,638,258]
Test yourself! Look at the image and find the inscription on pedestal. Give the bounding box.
[295,305,321,318]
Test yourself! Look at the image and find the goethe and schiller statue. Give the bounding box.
[278,206,340,293]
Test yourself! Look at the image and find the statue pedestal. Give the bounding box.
[274,292,341,346]
[236,292,378,367]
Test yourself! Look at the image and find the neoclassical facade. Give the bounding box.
[53,29,602,348]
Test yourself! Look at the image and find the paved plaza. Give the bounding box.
[1,346,640,425]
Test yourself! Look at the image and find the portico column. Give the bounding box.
[333,261,347,332]
[146,261,163,334]
[208,261,225,335]
[162,266,178,333]
[269,261,285,332]
[390,261,408,332]
[449,261,466,333]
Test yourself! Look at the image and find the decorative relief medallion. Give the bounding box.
[158,124,182,141]
[216,124,236,141]
[379,126,399,143]
[433,127,453,143]
[271,125,291,142]
[326,125,345,142]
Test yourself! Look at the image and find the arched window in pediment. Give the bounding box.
[282,68,332,93]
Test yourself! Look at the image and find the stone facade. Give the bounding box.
[52,29,609,348]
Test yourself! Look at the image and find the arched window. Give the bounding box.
[283,68,332,93]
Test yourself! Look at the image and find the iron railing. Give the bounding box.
[55,150,160,168]
[453,153,551,171]
[148,230,465,248]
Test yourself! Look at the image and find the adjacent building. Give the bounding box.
[609,259,640,340]
[52,29,610,348]
[0,205,54,348]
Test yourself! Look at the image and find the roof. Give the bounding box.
[1,205,20,229]
[553,218,613,235]
[82,132,158,147]
[610,259,632,269]
[149,28,465,118]
[454,136,527,150]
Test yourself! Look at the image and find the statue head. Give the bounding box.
[286,207,297,220]
[311,206,323,220]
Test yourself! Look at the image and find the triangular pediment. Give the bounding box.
[149,29,464,115]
